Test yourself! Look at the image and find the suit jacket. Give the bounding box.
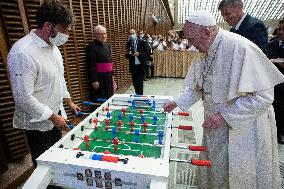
[125,39,150,71]
[230,14,268,53]
[267,39,284,74]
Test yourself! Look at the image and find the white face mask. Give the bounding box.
[49,32,69,46]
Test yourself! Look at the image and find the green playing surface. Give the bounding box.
[78,106,167,158]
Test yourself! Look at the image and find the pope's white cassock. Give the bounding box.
[175,28,284,189]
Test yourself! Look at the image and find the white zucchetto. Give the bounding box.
[186,10,216,26]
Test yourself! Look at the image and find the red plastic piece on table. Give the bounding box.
[130,121,135,126]
[143,121,148,133]
[104,150,111,154]
[84,135,89,142]
[72,148,80,150]
[105,107,110,111]
[188,145,207,151]
[93,118,98,123]
[113,137,119,144]
[191,159,211,166]
[93,118,98,129]
[105,119,110,125]
[137,154,144,158]
[105,124,110,131]
[139,109,143,115]
[102,156,119,163]
[178,125,193,130]
[117,120,122,125]
[122,108,126,115]
[177,112,190,116]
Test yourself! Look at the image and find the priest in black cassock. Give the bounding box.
[86,25,116,103]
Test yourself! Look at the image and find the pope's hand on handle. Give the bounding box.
[162,100,177,113]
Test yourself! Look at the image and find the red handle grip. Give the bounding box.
[178,125,193,130]
[188,145,207,151]
[177,112,190,116]
[191,159,211,166]
[102,156,119,163]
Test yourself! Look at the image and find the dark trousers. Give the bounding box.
[130,64,144,95]
[274,83,284,141]
[150,63,154,78]
[25,127,62,167]
[144,62,151,79]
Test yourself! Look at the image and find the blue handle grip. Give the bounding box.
[82,101,94,106]
[97,98,107,102]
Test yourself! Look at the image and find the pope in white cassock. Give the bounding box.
[163,10,283,189]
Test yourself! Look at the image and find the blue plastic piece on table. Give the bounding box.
[118,113,122,120]
[106,112,111,119]
[97,98,107,103]
[77,111,83,117]
[141,115,145,124]
[131,101,136,108]
[129,114,134,121]
[134,129,140,143]
[112,128,117,139]
[153,115,158,125]
[158,130,164,145]
[152,101,156,111]
[133,94,143,97]
[82,101,94,106]
[92,154,103,161]
[68,123,74,129]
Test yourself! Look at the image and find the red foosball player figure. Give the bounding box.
[105,107,110,112]
[105,123,110,131]
[117,120,122,131]
[121,108,126,117]
[105,119,110,125]
[143,121,148,133]
[113,137,119,151]
[130,120,135,132]
[93,118,98,130]
[84,135,90,148]
[139,109,143,116]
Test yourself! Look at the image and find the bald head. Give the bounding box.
[129,29,136,35]
[94,25,107,43]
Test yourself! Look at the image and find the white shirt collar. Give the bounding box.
[279,40,283,47]
[29,29,52,48]
[235,13,247,30]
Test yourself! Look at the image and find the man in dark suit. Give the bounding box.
[267,18,284,144]
[125,29,150,95]
[218,0,268,53]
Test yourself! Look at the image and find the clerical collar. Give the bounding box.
[235,13,247,30]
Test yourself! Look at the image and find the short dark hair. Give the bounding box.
[218,0,243,10]
[36,0,75,29]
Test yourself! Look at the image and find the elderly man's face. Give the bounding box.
[95,29,107,43]
[220,6,242,27]
[183,21,208,53]
[278,23,284,41]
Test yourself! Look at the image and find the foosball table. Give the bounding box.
[23,94,210,189]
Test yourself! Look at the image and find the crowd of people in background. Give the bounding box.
[150,30,198,52]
